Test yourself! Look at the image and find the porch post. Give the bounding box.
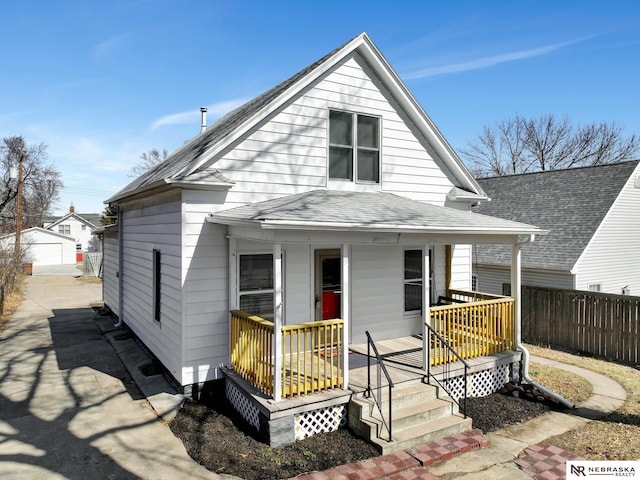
[273,243,283,401]
[511,243,522,347]
[341,244,350,389]
[228,237,237,310]
[422,246,431,373]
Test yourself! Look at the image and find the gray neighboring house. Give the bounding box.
[473,160,640,296]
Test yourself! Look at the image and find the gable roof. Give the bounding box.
[1,226,76,242]
[209,190,541,236]
[107,33,484,204]
[46,212,100,229]
[474,160,640,271]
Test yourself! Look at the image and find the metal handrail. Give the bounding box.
[364,331,394,442]
[424,322,470,417]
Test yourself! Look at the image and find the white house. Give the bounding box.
[44,205,100,260]
[474,161,640,296]
[104,33,544,448]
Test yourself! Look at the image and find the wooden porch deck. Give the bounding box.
[348,335,521,392]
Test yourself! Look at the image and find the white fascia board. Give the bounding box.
[208,214,544,236]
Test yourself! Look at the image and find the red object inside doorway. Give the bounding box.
[322,291,341,319]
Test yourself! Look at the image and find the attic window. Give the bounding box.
[329,110,380,183]
[58,224,70,235]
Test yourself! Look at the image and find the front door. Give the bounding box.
[315,249,341,320]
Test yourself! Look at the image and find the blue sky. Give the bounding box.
[2,0,639,216]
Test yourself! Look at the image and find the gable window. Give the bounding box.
[153,249,161,322]
[58,224,70,235]
[404,250,423,313]
[239,254,274,320]
[329,110,380,183]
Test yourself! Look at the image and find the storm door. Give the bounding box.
[314,249,341,320]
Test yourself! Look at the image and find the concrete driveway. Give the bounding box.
[0,275,229,479]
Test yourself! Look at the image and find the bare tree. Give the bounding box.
[461,114,640,177]
[130,148,168,177]
[0,136,62,232]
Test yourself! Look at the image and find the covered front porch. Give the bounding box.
[208,189,543,446]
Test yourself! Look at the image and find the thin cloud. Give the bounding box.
[95,33,130,57]
[404,39,585,80]
[150,98,249,130]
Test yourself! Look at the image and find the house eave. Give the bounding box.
[207,215,544,237]
[106,178,232,205]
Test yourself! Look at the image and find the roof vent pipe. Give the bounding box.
[200,107,207,133]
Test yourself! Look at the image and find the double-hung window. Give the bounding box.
[404,250,423,313]
[329,110,380,183]
[58,224,70,235]
[239,254,274,320]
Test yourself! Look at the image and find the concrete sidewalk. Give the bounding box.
[0,275,237,480]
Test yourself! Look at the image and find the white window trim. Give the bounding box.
[237,252,278,320]
[328,108,381,184]
[404,248,423,316]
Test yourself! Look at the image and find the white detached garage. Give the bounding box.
[1,227,76,266]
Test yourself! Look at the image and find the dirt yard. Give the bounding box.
[169,373,572,480]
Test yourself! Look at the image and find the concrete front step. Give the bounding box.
[370,413,472,454]
[348,379,472,455]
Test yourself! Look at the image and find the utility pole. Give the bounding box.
[14,152,23,260]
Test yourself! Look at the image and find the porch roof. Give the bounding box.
[207,190,544,236]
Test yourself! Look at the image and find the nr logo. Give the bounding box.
[570,464,586,476]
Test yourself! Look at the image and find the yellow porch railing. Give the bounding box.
[230,310,275,396]
[230,311,344,399]
[429,295,514,366]
[282,319,344,398]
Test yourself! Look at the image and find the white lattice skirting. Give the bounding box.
[225,380,260,431]
[444,363,510,401]
[294,405,347,441]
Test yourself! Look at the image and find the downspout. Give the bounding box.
[512,235,574,409]
[114,207,124,328]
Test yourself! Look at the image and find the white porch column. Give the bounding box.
[273,243,283,401]
[341,244,350,389]
[228,237,237,375]
[422,246,431,373]
[228,237,237,310]
[511,242,522,347]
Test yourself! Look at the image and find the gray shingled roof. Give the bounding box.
[107,36,355,204]
[210,190,541,235]
[474,161,640,270]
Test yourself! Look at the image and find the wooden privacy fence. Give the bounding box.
[522,285,640,364]
[230,310,344,399]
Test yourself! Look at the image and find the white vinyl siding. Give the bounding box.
[181,189,229,385]
[473,265,575,296]
[573,165,640,295]
[120,191,183,382]
[351,245,428,344]
[206,53,456,210]
[102,229,119,315]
